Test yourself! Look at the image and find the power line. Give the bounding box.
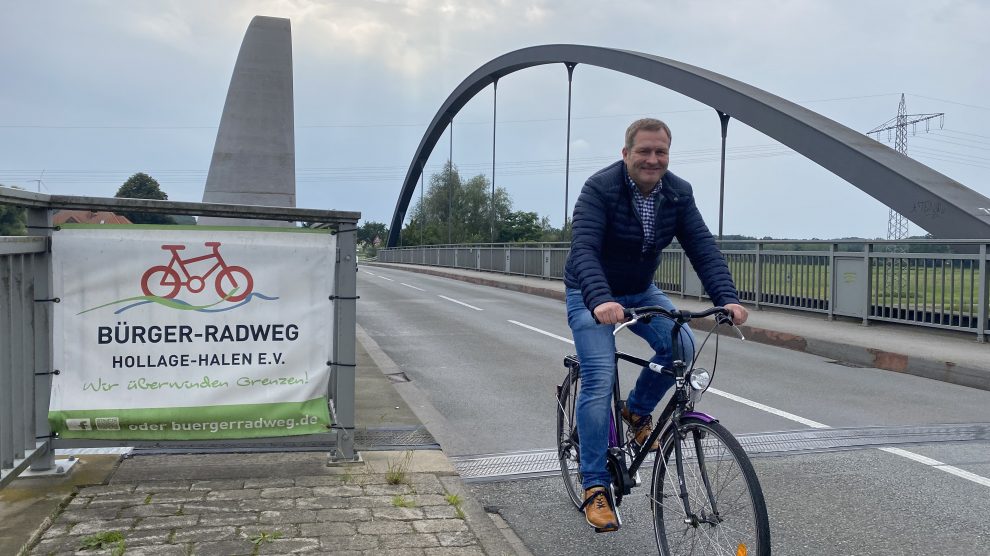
[0,93,909,131]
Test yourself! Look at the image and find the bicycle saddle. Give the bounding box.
[161,244,185,250]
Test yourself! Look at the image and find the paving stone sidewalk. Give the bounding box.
[28,452,499,556]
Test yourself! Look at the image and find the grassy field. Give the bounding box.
[658,255,986,315]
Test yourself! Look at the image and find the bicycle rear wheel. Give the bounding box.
[651,418,770,556]
[556,367,583,509]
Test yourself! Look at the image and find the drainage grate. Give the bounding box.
[451,423,989,482]
[356,427,439,450]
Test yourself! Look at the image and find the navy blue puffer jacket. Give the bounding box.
[563,161,740,311]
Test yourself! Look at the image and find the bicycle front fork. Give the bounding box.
[673,426,722,527]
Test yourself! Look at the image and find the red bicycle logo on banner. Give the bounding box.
[140,242,254,302]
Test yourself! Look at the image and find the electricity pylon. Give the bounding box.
[867,94,944,240]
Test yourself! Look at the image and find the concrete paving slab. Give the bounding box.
[0,455,120,556]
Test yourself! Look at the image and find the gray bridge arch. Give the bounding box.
[387,44,990,247]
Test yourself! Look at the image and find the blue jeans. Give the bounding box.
[565,285,695,490]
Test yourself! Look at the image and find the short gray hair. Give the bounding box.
[625,118,672,150]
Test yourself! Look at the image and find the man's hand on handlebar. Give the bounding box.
[724,303,748,326]
[593,301,626,325]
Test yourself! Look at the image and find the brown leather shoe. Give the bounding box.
[581,486,619,532]
[621,403,660,451]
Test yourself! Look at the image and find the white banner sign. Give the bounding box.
[50,226,336,440]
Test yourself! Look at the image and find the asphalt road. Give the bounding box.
[357,265,990,555]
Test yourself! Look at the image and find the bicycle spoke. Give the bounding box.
[653,420,768,555]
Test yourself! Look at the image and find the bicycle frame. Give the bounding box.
[609,312,724,518]
[164,245,228,283]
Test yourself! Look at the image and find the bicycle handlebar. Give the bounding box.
[612,305,740,339]
[622,305,730,323]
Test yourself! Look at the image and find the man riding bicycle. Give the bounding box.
[563,118,748,532]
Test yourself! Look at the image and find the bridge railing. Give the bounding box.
[378,240,990,341]
[0,235,50,490]
[0,186,360,488]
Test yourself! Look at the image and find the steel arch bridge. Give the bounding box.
[387,44,990,247]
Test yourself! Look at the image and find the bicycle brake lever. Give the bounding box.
[613,318,638,337]
[716,314,746,340]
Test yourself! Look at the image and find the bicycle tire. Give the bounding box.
[215,266,254,302]
[141,266,181,299]
[651,417,770,556]
[556,367,584,509]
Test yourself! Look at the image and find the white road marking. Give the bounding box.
[438,295,482,311]
[508,319,990,489]
[507,320,574,344]
[706,388,830,429]
[378,275,394,282]
[363,271,378,277]
[401,283,426,291]
[879,447,990,488]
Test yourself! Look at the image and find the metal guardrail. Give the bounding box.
[0,236,50,490]
[0,187,360,488]
[379,240,990,342]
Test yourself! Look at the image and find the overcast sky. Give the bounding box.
[2,1,989,239]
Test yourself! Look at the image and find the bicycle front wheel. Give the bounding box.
[651,418,770,556]
[556,367,583,509]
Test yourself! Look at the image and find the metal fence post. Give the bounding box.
[862,243,872,327]
[330,222,358,461]
[28,207,54,472]
[978,243,987,343]
[754,241,762,310]
[827,243,836,321]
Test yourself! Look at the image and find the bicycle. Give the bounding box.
[140,242,254,302]
[556,305,771,555]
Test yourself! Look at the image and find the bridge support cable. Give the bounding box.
[564,63,577,236]
[717,110,731,244]
[491,79,498,243]
[387,45,990,247]
[448,121,453,245]
[420,161,425,247]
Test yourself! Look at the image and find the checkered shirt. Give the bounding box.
[627,175,660,252]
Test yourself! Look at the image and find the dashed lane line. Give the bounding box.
[378,275,394,281]
[438,295,482,311]
[402,283,426,291]
[879,447,990,488]
[508,320,574,344]
[510,318,990,489]
[707,387,830,429]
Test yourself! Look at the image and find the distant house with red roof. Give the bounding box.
[53,210,132,225]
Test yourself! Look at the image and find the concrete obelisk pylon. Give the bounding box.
[199,16,295,226]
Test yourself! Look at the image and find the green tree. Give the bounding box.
[114,172,175,225]
[0,185,27,236]
[401,162,512,245]
[498,211,552,243]
[357,221,389,257]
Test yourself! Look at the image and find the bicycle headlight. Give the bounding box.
[689,369,711,391]
[687,369,711,405]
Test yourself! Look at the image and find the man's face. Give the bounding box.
[622,129,670,192]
